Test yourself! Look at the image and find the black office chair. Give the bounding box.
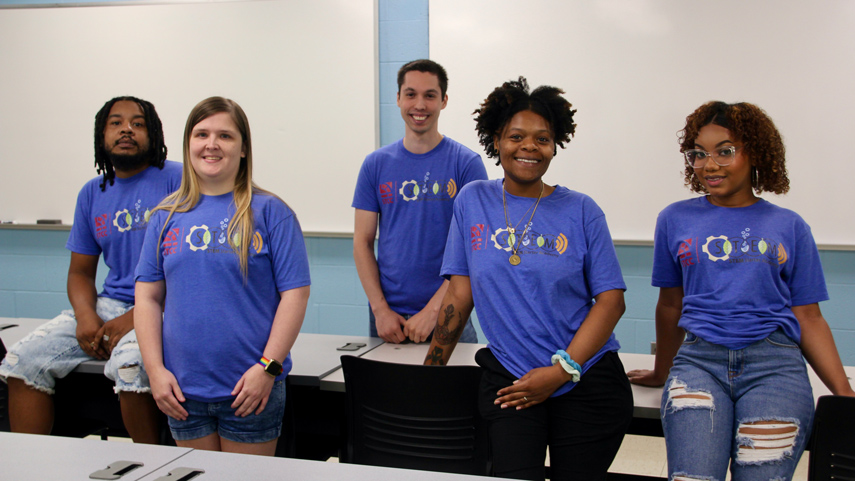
[808,395,855,480]
[340,355,490,476]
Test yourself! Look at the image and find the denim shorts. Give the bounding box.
[661,329,814,481]
[168,379,286,444]
[0,297,148,394]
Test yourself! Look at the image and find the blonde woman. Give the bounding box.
[135,97,310,455]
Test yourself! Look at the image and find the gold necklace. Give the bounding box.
[502,180,544,266]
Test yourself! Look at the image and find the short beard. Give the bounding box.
[108,150,150,172]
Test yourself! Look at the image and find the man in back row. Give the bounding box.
[0,96,182,442]
[353,59,488,343]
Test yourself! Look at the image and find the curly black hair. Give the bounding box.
[94,96,168,191]
[473,76,576,165]
[679,101,789,195]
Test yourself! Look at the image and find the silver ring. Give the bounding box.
[89,342,96,348]
[102,334,110,342]
[523,396,528,402]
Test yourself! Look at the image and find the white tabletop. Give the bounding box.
[288,333,383,386]
[319,341,485,392]
[0,432,192,481]
[0,317,50,348]
[136,449,509,481]
[0,319,384,381]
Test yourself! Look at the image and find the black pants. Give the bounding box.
[476,348,633,481]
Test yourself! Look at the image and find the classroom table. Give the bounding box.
[136,448,511,481]
[0,431,192,480]
[319,343,855,421]
[288,333,382,385]
[1,319,383,380]
[319,342,666,421]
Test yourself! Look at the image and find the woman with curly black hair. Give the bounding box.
[424,77,632,480]
[628,101,854,480]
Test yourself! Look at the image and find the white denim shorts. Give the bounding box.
[0,297,150,394]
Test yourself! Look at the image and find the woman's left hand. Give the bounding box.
[495,365,570,410]
[231,364,275,417]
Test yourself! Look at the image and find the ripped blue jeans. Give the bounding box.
[0,297,149,394]
[661,329,814,481]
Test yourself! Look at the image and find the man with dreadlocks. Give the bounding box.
[0,97,182,443]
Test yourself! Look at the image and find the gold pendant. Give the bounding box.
[509,254,521,266]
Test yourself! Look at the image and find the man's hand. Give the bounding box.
[403,308,436,344]
[95,309,135,355]
[374,307,407,343]
[75,313,106,359]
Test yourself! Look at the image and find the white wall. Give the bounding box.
[430,0,855,246]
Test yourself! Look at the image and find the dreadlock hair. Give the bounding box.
[93,96,167,191]
[679,101,789,195]
[153,97,279,279]
[473,76,576,165]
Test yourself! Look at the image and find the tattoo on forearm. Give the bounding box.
[435,304,464,345]
[425,346,446,365]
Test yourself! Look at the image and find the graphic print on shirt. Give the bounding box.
[97,199,154,238]
[161,217,263,257]
[684,227,788,266]
[470,223,568,257]
[379,171,459,204]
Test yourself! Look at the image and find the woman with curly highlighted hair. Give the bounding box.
[628,101,854,480]
[424,77,632,480]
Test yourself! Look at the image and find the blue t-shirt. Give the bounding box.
[651,196,828,349]
[441,180,626,396]
[352,137,488,315]
[136,193,311,402]
[66,161,182,303]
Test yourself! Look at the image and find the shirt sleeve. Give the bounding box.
[582,200,626,297]
[267,203,311,292]
[459,151,488,187]
[134,210,166,283]
[439,194,470,278]
[786,222,829,306]
[66,183,102,256]
[351,156,380,213]
[651,209,682,288]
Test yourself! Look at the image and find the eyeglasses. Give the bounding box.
[683,145,740,169]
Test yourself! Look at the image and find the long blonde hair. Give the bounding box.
[155,96,272,278]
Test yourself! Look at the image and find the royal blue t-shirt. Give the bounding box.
[352,137,488,315]
[441,180,626,396]
[651,196,828,349]
[136,193,311,402]
[66,161,182,303]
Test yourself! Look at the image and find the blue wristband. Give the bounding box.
[554,350,582,373]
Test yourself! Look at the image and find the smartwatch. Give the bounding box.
[259,356,283,377]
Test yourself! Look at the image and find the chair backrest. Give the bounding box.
[808,395,855,481]
[341,355,490,476]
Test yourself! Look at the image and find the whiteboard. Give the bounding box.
[0,0,376,234]
[430,0,855,246]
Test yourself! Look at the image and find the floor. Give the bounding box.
[90,434,810,480]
